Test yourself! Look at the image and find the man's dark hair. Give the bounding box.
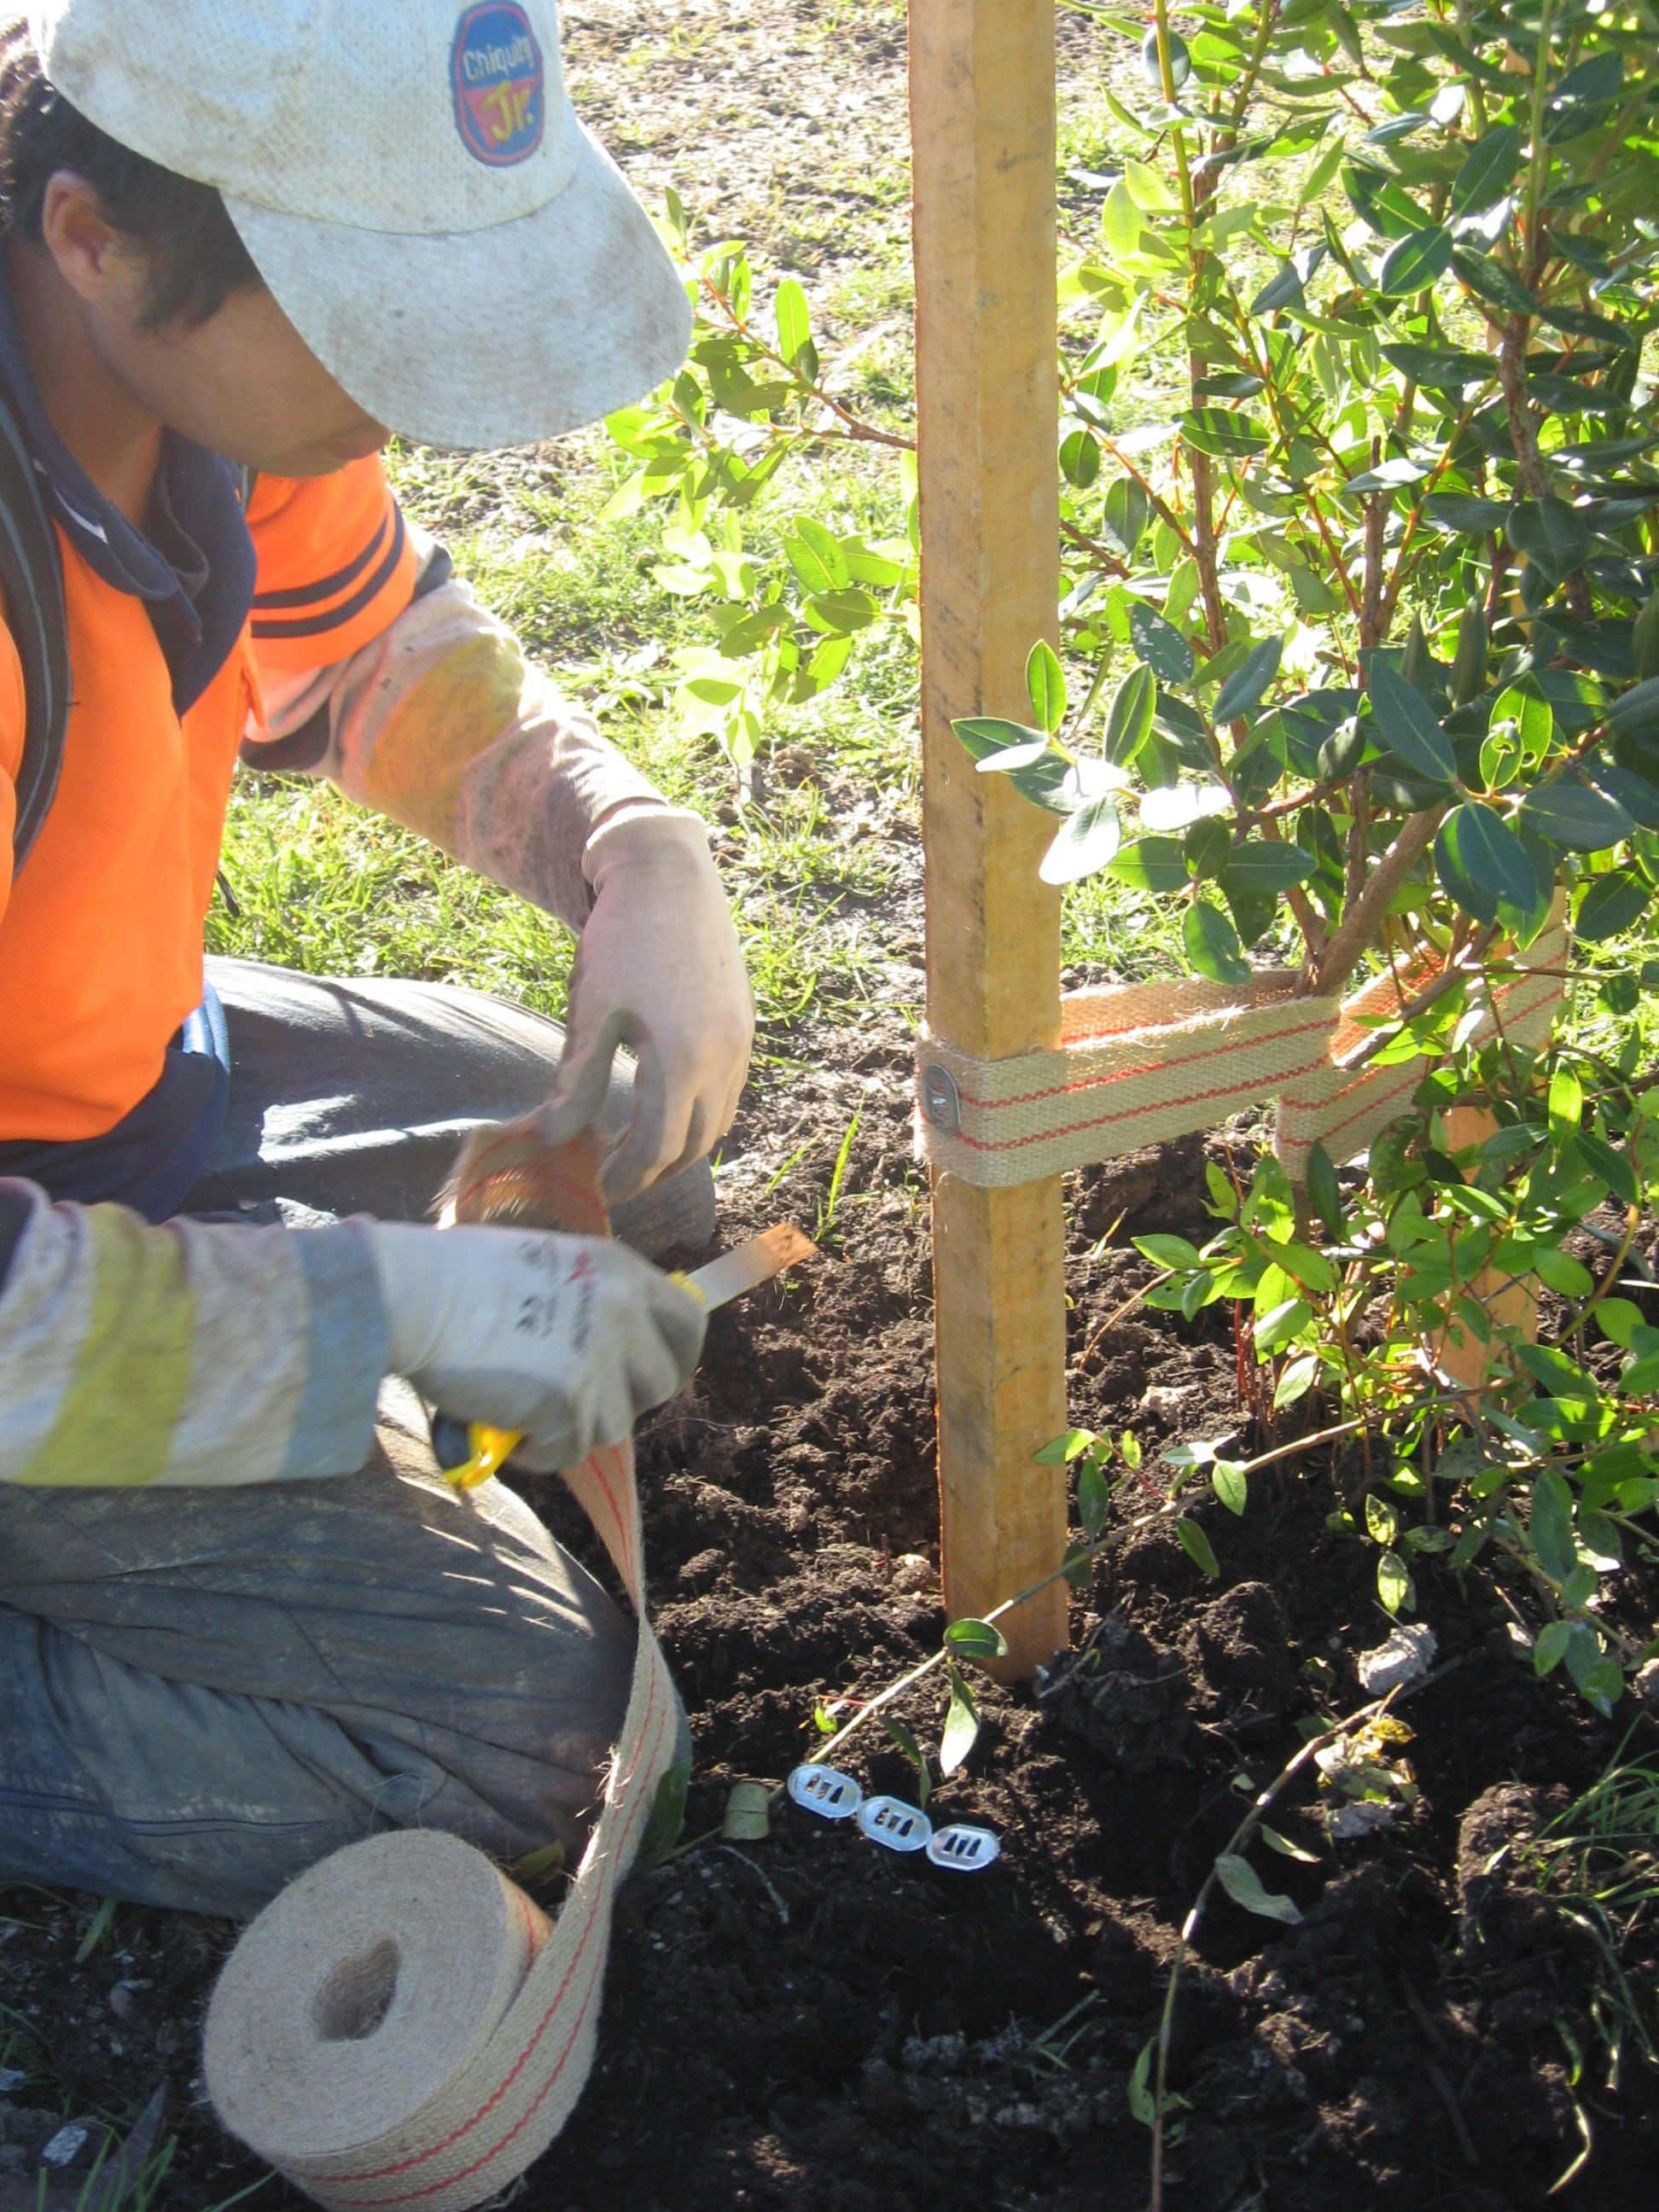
[0,25,259,327]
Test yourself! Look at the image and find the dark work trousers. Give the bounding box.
[0,960,712,1918]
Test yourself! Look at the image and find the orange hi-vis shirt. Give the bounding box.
[0,457,418,1144]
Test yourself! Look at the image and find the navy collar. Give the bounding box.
[0,248,256,717]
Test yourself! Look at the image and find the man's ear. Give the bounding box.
[38,171,140,308]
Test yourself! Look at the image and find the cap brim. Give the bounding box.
[224,125,692,452]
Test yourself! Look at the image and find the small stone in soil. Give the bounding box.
[1355,1620,1438,1693]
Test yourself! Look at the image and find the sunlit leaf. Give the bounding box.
[1027,639,1068,733]
[946,1618,1010,1662]
[1177,1518,1221,1578]
[1041,796,1122,884]
[1366,657,1457,783]
[940,1661,980,1776]
[1184,899,1250,984]
[1215,1852,1303,1924]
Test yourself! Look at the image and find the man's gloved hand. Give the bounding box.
[365,1223,706,1470]
[537,808,754,1202]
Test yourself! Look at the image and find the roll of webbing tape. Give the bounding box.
[204,1431,678,2209]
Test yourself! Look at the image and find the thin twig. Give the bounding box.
[1149,1658,1471,2208]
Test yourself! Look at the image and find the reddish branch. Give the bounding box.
[1311,805,1447,997]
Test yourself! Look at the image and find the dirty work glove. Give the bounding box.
[538,809,754,1202]
[365,1223,706,1470]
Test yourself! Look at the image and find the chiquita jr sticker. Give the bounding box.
[451,3,545,166]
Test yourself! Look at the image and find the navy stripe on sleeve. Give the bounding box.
[0,1180,36,1296]
[251,513,391,612]
[250,509,407,643]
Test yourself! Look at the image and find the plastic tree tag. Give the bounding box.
[857,1796,934,1853]
[925,1824,1001,1872]
[788,1764,863,1820]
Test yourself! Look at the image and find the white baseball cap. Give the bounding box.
[27,0,693,451]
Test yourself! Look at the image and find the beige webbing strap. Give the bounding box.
[916,930,1569,1190]
[203,1428,675,2209]
[1276,921,1569,1180]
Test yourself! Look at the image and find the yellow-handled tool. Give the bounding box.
[435,1225,814,1487]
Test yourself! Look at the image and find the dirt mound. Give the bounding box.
[5,1015,1654,2210]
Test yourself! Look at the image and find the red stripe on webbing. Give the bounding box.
[945,1046,1334,1156]
[946,1009,1335,1117]
[329,1666,671,2204]
[578,1445,634,1580]
[1280,972,1562,1150]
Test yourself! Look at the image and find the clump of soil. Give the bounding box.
[4,1010,1655,2212]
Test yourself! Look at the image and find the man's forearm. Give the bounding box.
[0,1184,385,1487]
[247,553,667,934]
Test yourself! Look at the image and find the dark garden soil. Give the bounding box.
[3,1010,1656,2212]
[5,5,1658,2204]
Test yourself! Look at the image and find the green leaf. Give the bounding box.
[1520,780,1633,852]
[1547,1062,1583,1144]
[1078,1457,1109,1542]
[1130,603,1196,684]
[881,1716,931,1806]
[785,515,848,591]
[1380,343,1493,391]
[1379,224,1452,295]
[953,715,1048,762]
[1449,123,1522,217]
[940,1662,981,1778]
[1042,795,1122,885]
[1576,870,1651,942]
[1261,1822,1320,1864]
[1423,494,1511,534]
[1128,2038,1158,2128]
[1177,1518,1221,1578]
[1251,260,1305,316]
[1103,476,1151,559]
[1435,803,1539,923]
[1035,1428,1097,1466]
[1105,664,1157,766]
[1060,428,1100,493]
[1274,1353,1320,1408]
[1255,1296,1312,1352]
[1185,899,1249,984]
[946,1617,1010,1662]
[1452,248,1539,316]
[774,276,812,366]
[1213,1460,1249,1516]
[1367,656,1457,783]
[1182,407,1270,460]
[1533,1620,1572,1675]
[1222,840,1317,894]
[1377,1550,1414,1614]
[1215,1852,1302,1924]
[1574,1129,1637,1207]
[1307,1142,1345,1241]
[1508,495,1590,581]
[1214,636,1283,725]
[1107,836,1189,893]
[1529,1469,1577,1585]
[1027,640,1068,733]
[1134,1232,1203,1269]
[1534,1249,1593,1299]
[1365,1493,1399,1545]
[1594,1298,1643,1350]
[635,1757,691,1873]
[806,586,878,635]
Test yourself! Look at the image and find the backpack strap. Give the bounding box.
[0,381,70,876]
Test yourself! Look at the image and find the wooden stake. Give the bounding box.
[911,0,1068,1679]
